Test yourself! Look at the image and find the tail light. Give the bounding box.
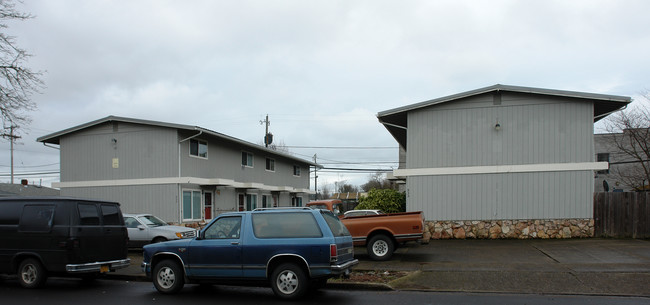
[330,244,337,262]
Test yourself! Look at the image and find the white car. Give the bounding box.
[343,209,383,218]
[123,213,197,247]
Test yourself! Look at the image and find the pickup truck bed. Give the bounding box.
[307,200,425,261]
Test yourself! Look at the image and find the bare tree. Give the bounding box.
[602,92,650,190]
[360,172,395,191]
[0,0,43,131]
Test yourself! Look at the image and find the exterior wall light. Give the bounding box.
[495,122,501,131]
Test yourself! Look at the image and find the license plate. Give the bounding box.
[100,265,109,273]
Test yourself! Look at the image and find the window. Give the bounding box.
[124,217,139,228]
[78,203,100,225]
[204,216,241,239]
[322,211,351,237]
[597,153,610,174]
[293,165,301,176]
[190,139,208,158]
[242,151,253,167]
[101,204,121,225]
[19,205,55,232]
[252,213,322,238]
[291,196,303,207]
[261,195,269,208]
[265,158,275,171]
[246,194,257,211]
[183,190,202,220]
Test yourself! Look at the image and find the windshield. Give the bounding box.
[139,215,168,227]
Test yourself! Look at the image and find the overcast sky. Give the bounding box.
[2,0,649,190]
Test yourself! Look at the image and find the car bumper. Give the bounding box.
[330,259,359,276]
[66,258,131,273]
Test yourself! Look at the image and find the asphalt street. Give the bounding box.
[115,238,650,296]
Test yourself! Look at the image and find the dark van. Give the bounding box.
[0,197,130,288]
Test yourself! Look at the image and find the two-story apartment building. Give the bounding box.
[378,85,631,239]
[37,116,317,223]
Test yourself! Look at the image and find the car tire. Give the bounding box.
[270,263,308,299]
[17,258,47,288]
[367,234,394,261]
[153,259,184,294]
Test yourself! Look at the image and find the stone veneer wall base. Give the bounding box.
[423,219,594,240]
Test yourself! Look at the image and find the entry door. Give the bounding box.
[204,192,213,220]
[238,194,245,211]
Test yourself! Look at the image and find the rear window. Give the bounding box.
[78,203,100,225]
[101,204,122,225]
[19,205,55,232]
[253,212,322,238]
[321,211,350,237]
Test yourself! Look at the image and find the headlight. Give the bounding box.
[176,230,197,239]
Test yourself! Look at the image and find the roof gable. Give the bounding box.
[36,115,318,167]
[377,84,632,148]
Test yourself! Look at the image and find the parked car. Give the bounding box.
[0,196,130,288]
[307,199,425,261]
[344,209,383,218]
[123,213,197,247]
[142,207,358,299]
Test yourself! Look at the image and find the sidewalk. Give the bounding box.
[110,238,650,296]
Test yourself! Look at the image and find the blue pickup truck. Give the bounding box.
[141,208,358,299]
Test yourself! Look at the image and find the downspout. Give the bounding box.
[177,130,203,222]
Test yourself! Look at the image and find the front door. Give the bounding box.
[204,192,213,220]
[187,216,243,278]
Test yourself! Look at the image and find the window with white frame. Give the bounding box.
[293,165,301,177]
[242,151,253,167]
[182,190,202,221]
[189,139,208,158]
[265,158,275,172]
[246,194,257,210]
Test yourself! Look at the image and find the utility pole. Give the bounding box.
[260,114,271,147]
[313,154,318,199]
[2,125,21,184]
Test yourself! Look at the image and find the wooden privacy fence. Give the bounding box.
[593,192,650,238]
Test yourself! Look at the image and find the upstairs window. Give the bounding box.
[293,165,301,177]
[266,158,275,172]
[190,139,208,158]
[242,152,253,167]
[597,153,610,174]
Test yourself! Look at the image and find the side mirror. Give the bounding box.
[137,225,146,231]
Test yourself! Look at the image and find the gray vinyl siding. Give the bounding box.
[60,122,178,181]
[408,171,594,221]
[60,184,180,222]
[407,92,594,168]
[179,131,310,189]
[405,92,596,221]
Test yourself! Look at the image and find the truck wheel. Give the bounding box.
[18,258,47,288]
[270,263,308,299]
[367,234,394,261]
[153,259,184,294]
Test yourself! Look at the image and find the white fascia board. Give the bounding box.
[393,162,608,178]
[53,177,302,193]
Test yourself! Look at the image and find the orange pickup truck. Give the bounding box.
[306,199,425,261]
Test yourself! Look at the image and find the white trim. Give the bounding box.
[393,162,608,178]
[52,177,303,193]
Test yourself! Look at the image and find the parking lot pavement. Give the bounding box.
[111,239,650,296]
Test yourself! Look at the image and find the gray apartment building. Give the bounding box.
[378,85,631,239]
[37,116,317,224]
